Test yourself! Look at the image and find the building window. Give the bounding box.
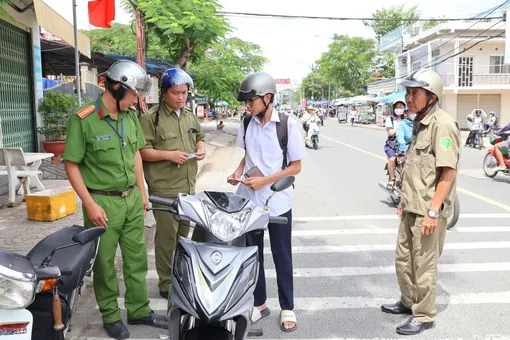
[412,61,421,71]
[489,56,510,74]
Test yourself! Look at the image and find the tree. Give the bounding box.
[137,0,230,70]
[372,51,397,79]
[86,23,171,59]
[363,4,420,43]
[316,35,377,95]
[192,37,268,106]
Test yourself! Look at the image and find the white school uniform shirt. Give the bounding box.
[235,109,307,217]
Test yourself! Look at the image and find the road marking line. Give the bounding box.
[285,227,510,236]
[72,338,510,340]
[74,337,510,340]
[147,241,510,256]
[322,134,510,212]
[138,262,510,280]
[293,214,510,221]
[105,291,510,312]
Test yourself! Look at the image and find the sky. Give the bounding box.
[44,0,505,84]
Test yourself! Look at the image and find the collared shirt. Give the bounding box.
[401,105,460,218]
[139,102,205,197]
[63,97,145,191]
[235,109,307,217]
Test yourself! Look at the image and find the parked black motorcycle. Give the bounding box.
[0,225,105,340]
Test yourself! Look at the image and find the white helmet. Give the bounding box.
[104,60,151,98]
[401,69,443,99]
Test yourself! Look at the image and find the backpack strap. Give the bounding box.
[276,113,289,170]
[242,114,252,149]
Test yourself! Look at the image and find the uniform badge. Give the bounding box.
[96,135,111,141]
[440,137,451,151]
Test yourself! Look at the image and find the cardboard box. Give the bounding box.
[26,187,76,222]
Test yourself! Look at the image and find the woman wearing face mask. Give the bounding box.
[384,100,406,188]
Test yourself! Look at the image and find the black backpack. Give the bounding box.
[242,113,289,170]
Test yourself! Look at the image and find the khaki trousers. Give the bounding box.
[395,212,447,322]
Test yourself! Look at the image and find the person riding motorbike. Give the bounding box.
[465,109,486,146]
[484,111,499,131]
[494,121,510,171]
[384,100,406,187]
[302,105,320,145]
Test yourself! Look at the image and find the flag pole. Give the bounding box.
[72,0,82,106]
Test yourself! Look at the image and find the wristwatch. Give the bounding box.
[427,209,440,219]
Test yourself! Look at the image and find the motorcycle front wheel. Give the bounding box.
[447,194,460,230]
[312,138,318,150]
[183,326,233,340]
[483,152,499,178]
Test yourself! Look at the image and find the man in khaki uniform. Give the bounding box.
[381,69,460,335]
[139,68,205,302]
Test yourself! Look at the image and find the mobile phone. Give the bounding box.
[188,153,196,159]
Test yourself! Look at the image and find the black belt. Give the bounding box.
[88,186,134,197]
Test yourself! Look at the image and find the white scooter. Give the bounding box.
[304,117,320,150]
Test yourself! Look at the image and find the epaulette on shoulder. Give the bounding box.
[76,105,95,119]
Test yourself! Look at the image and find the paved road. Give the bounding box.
[70,119,510,340]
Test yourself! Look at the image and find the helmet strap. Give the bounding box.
[417,93,438,118]
[155,87,168,127]
[257,94,273,120]
[106,78,126,113]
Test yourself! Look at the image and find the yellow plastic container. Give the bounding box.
[26,187,77,222]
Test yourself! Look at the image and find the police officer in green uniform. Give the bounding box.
[139,68,205,304]
[63,60,166,339]
[381,69,460,335]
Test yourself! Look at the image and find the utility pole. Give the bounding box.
[72,0,81,106]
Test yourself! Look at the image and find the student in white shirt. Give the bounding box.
[227,72,306,333]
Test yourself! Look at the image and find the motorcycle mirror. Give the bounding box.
[270,176,295,192]
[72,227,106,246]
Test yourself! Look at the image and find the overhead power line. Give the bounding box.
[217,11,504,22]
[398,0,508,67]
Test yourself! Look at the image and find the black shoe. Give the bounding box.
[128,311,168,329]
[396,317,434,335]
[381,301,412,315]
[103,320,130,340]
[159,291,169,299]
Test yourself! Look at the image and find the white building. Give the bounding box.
[395,20,509,129]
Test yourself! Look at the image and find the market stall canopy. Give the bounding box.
[375,90,406,104]
[332,97,352,106]
[351,95,377,104]
[33,0,91,58]
[307,100,329,105]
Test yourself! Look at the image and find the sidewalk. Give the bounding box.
[0,121,239,256]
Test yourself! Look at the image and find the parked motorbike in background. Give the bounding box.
[379,154,460,230]
[0,226,105,340]
[483,132,510,177]
[148,176,295,340]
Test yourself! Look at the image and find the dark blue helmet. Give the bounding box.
[160,68,193,89]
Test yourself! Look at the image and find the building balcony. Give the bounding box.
[441,74,510,89]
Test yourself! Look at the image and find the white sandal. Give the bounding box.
[280,310,297,332]
[251,306,270,323]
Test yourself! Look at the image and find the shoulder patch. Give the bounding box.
[76,105,95,119]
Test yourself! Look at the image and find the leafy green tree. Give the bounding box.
[192,37,268,106]
[363,4,420,42]
[423,16,447,30]
[137,0,230,70]
[317,35,377,95]
[372,51,397,78]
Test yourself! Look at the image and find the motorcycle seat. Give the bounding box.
[27,225,97,294]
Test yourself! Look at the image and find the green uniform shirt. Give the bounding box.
[139,103,205,197]
[63,97,146,191]
[401,105,460,218]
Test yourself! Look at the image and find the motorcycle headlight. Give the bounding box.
[0,264,36,309]
[202,203,251,242]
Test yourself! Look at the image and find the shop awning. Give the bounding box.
[33,0,91,58]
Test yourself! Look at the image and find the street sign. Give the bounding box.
[275,78,291,85]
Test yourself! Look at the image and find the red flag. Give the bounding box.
[88,0,115,28]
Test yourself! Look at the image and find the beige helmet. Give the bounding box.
[401,69,443,99]
[306,105,314,111]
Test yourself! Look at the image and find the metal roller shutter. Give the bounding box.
[456,94,477,130]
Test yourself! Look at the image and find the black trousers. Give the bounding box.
[246,209,294,310]
[466,130,479,145]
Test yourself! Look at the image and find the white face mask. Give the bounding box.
[394,109,405,116]
[408,113,417,120]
